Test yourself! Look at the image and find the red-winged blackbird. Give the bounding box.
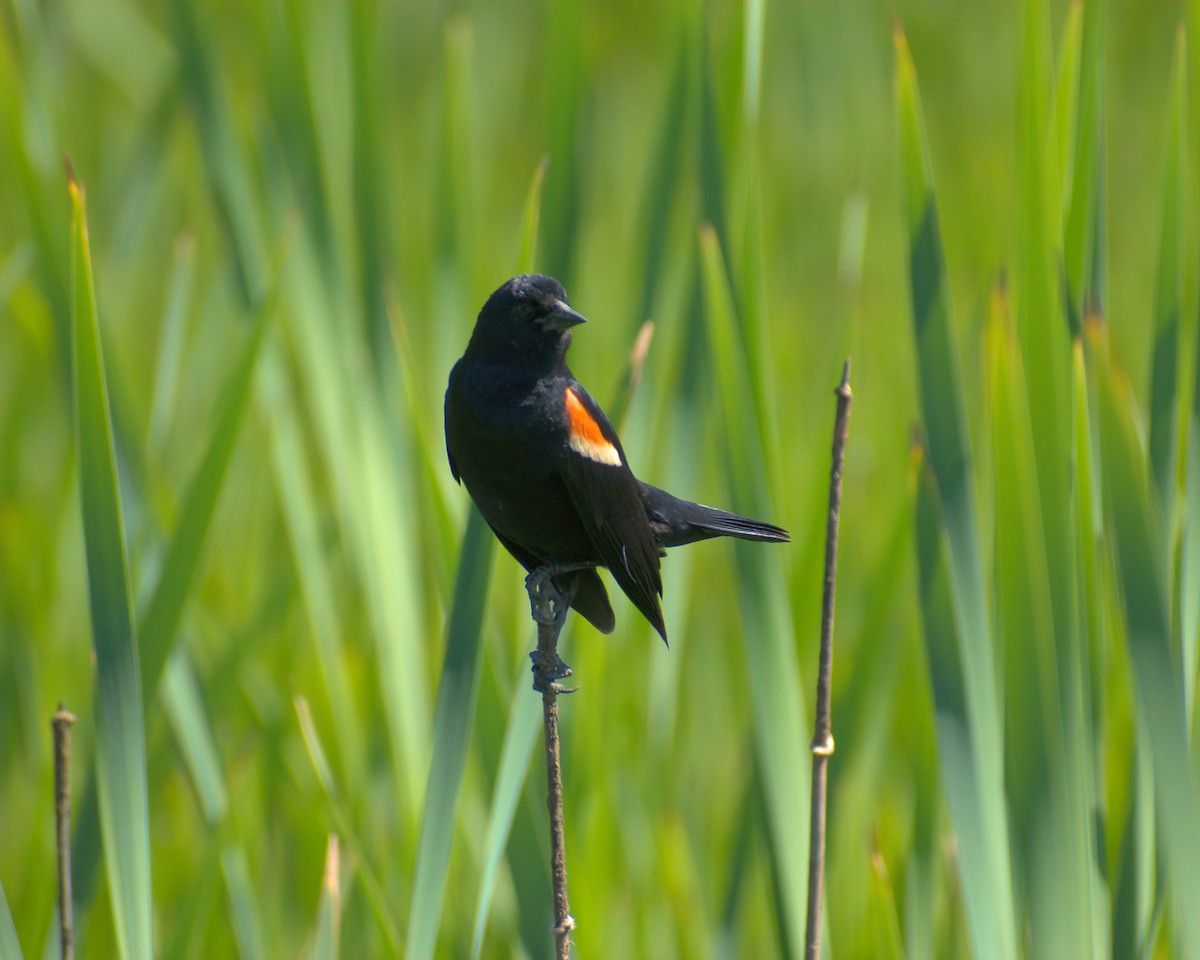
[444,274,789,643]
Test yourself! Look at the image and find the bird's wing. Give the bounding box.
[555,381,666,640]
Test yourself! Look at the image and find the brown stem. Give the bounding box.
[526,567,580,959]
[804,359,853,960]
[53,702,77,960]
[537,617,574,960]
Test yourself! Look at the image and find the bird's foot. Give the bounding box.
[525,569,566,627]
[530,649,578,694]
[524,561,597,628]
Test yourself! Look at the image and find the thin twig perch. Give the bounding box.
[526,563,591,960]
[804,359,853,960]
[53,701,77,960]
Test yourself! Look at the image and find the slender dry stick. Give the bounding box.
[537,618,574,960]
[804,359,853,960]
[53,702,77,960]
[526,568,585,960]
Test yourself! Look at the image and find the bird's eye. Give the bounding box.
[516,302,536,321]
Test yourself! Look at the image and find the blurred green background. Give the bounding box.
[2,1,1199,958]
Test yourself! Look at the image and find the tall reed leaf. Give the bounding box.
[1072,343,1112,958]
[1059,0,1105,326]
[894,27,1017,959]
[1148,31,1187,516]
[69,174,153,960]
[1015,2,1099,950]
[1088,319,1200,957]
[405,510,493,960]
[470,686,541,960]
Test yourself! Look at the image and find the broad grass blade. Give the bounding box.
[516,155,549,279]
[470,673,542,959]
[161,652,229,823]
[147,235,196,450]
[1148,30,1187,515]
[69,174,153,960]
[168,3,269,306]
[1087,319,1200,957]
[894,27,1017,959]
[1059,0,1105,327]
[221,846,266,960]
[163,651,277,959]
[405,511,494,960]
[986,285,1095,956]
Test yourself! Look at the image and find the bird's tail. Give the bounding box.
[640,483,789,549]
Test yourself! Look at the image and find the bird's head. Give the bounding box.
[467,274,587,367]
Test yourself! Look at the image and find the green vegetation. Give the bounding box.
[2,1,1198,957]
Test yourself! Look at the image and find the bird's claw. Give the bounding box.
[530,650,577,694]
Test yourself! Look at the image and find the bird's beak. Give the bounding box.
[543,300,588,331]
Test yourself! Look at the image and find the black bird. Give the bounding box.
[444,274,788,643]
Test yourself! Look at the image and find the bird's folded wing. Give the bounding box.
[556,383,665,639]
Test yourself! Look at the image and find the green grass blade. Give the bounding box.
[987,285,1096,956]
[537,2,583,284]
[1071,340,1112,957]
[348,4,390,360]
[1177,22,1200,733]
[1088,318,1200,957]
[1148,28,1187,513]
[0,879,21,960]
[1060,0,1104,326]
[1050,3,1083,198]
[516,155,549,278]
[470,671,541,959]
[698,224,806,960]
[894,27,1016,959]
[911,443,1014,960]
[1014,3,1100,949]
[69,174,153,960]
[221,845,266,960]
[147,235,196,450]
[168,3,269,307]
[405,510,494,960]
[634,23,689,325]
[162,651,274,958]
[0,44,70,377]
[161,651,229,823]
[987,286,1057,814]
[1185,418,1200,731]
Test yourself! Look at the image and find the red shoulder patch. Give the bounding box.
[564,387,622,466]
